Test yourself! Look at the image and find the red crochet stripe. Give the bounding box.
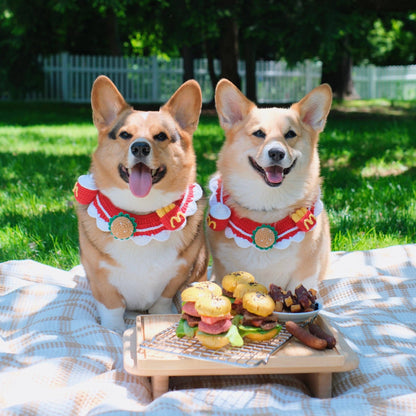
[94,185,196,236]
[95,192,162,232]
[74,178,197,236]
[214,177,315,243]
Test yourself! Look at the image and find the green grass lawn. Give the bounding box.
[0,100,415,270]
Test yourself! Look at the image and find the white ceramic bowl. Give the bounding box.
[272,301,322,323]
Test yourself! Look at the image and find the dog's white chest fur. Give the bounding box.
[101,236,185,311]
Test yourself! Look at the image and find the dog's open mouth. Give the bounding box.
[118,163,167,198]
[248,157,296,187]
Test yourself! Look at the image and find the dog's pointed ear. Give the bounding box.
[161,80,202,135]
[292,84,332,132]
[215,79,255,131]
[91,76,131,129]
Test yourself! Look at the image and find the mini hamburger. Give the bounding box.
[221,271,255,299]
[176,282,222,338]
[195,295,243,349]
[232,282,268,315]
[221,271,256,313]
[238,291,281,341]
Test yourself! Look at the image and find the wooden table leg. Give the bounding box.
[303,372,332,398]
[151,375,170,399]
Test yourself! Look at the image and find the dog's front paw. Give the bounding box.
[96,302,126,333]
[148,297,174,314]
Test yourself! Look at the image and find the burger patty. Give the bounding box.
[182,313,200,327]
[222,288,234,298]
[242,310,279,331]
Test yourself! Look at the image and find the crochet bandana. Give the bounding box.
[73,174,202,246]
[206,176,323,251]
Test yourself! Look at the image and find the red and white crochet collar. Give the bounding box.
[73,174,202,246]
[207,176,323,251]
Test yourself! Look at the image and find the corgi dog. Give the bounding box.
[207,79,332,292]
[74,76,208,332]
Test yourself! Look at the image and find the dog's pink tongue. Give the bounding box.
[129,164,152,198]
[265,166,284,184]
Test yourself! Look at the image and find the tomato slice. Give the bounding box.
[249,319,263,327]
[200,314,232,325]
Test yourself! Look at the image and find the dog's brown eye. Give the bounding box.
[253,129,266,139]
[284,130,297,139]
[154,132,168,142]
[119,131,132,140]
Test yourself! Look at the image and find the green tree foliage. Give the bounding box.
[0,0,415,100]
[368,14,416,65]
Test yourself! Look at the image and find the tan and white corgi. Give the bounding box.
[207,79,332,292]
[74,76,208,332]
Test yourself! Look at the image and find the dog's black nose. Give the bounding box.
[131,141,151,158]
[268,148,285,162]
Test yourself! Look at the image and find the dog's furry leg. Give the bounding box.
[150,228,208,314]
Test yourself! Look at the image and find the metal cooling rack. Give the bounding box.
[139,322,294,368]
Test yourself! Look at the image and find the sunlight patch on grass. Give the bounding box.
[0,125,96,155]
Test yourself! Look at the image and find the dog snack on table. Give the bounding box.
[308,323,337,349]
[221,271,255,298]
[176,282,222,338]
[285,321,327,350]
[236,291,281,342]
[285,321,337,350]
[176,272,320,349]
[269,283,318,313]
[194,295,243,349]
[230,282,268,315]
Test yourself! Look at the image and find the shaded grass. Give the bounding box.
[0,101,415,269]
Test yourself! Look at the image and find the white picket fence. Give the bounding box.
[22,52,416,103]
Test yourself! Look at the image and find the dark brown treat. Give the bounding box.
[269,284,285,303]
[308,323,337,349]
[285,321,327,350]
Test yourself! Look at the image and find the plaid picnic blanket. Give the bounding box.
[1,244,416,415]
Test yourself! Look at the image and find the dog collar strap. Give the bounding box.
[207,176,323,251]
[74,174,203,245]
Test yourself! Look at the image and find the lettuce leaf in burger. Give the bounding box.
[236,291,281,341]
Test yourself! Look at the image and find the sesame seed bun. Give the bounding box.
[233,282,268,299]
[221,271,255,293]
[242,291,275,317]
[181,286,213,303]
[191,281,222,296]
[195,295,231,317]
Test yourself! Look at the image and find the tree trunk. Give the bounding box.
[321,51,356,100]
[182,45,194,82]
[204,40,219,104]
[219,12,240,89]
[245,38,257,102]
[104,9,122,55]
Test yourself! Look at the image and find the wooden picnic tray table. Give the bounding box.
[123,314,359,400]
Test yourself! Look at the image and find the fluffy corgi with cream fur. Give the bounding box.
[74,76,208,331]
[207,79,332,292]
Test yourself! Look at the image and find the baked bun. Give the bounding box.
[243,291,275,317]
[191,281,222,296]
[233,282,268,299]
[196,332,230,349]
[181,286,213,303]
[195,295,231,317]
[222,271,255,293]
[244,327,280,342]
